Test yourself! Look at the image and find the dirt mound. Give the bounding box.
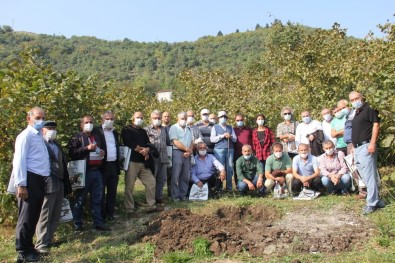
[142,205,374,257]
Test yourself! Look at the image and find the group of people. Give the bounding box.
[11,90,384,262]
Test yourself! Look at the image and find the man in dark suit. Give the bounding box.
[35,121,72,254]
[93,111,120,221]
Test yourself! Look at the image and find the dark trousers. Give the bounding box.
[166,166,172,197]
[233,154,242,185]
[16,172,47,253]
[101,161,119,219]
[292,176,322,193]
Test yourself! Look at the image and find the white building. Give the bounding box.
[156,90,173,102]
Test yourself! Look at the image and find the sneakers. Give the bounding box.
[376,199,386,208]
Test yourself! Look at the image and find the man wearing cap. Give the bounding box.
[68,115,109,231]
[195,109,215,154]
[12,106,49,262]
[92,110,120,221]
[169,111,193,201]
[210,111,237,191]
[35,121,72,254]
[349,91,384,214]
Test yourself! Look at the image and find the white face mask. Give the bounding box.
[201,115,209,121]
[198,150,207,156]
[152,119,161,126]
[103,120,114,129]
[334,112,344,119]
[179,120,187,127]
[257,119,265,126]
[274,152,282,158]
[134,118,143,127]
[187,116,195,124]
[45,130,57,141]
[300,153,308,159]
[83,123,93,132]
[325,149,334,156]
[284,114,291,121]
[323,114,332,122]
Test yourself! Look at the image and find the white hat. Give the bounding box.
[201,109,210,115]
[218,111,227,118]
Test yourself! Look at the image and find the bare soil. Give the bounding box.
[142,204,375,257]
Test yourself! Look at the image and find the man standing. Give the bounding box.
[92,111,120,221]
[145,110,168,205]
[35,121,72,254]
[195,109,215,154]
[161,111,172,197]
[169,111,193,201]
[331,107,348,156]
[235,144,265,196]
[295,110,324,156]
[349,91,383,214]
[68,115,109,231]
[13,106,50,262]
[121,112,159,213]
[321,108,337,145]
[210,111,237,191]
[186,110,203,150]
[233,114,253,184]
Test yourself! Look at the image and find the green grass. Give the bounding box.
[1,168,395,262]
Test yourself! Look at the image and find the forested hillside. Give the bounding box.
[0,24,276,93]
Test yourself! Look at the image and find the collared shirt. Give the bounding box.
[210,124,237,143]
[292,154,319,176]
[351,103,380,145]
[169,123,192,150]
[252,127,275,161]
[47,140,59,159]
[265,153,292,172]
[236,155,263,181]
[188,124,203,143]
[318,151,348,176]
[191,154,224,183]
[295,120,322,147]
[276,121,299,153]
[145,124,168,163]
[12,125,50,187]
[102,124,117,162]
[322,120,337,145]
[233,126,253,155]
[331,116,347,148]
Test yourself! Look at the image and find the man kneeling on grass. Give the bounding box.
[236,144,265,196]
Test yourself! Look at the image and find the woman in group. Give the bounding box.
[319,140,351,195]
[252,114,275,169]
[276,106,299,158]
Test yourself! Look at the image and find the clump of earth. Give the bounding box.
[142,204,374,257]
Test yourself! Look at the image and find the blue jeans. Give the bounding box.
[214,148,234,190]
[72,169,104,227]
[321,174,351,193]
[171,150,191,200]
[237,174,265,195]
[354,143,379,207]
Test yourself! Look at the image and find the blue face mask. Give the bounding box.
[33,119,44,130]
[334,111,344,119]
[341,108,350,116]
[219,117,227,125]
[243,154,251,160]
[352,100,363,109]
[302,116,311,124]
[236,121,244,127]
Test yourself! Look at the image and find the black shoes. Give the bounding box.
[16,252,39,262]
[74,225,83,232]
[94,225,111,231]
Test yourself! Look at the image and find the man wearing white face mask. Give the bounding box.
[144,110,168,205]
[264,143,293,195]
[195,109,215,154]
[292,143,321,193]
[186,110,203,150]
[295,110,324,156]
[92,111,120,221]
[68,115,109,231]
[190,142,225,193]
[210,111,237,191]
[321,108,337,146]
[12,107,50,262]
[121,112,160,214]
[36,121,72,254]
[169,111,193,201]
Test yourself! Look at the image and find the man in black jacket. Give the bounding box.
[93,111,120,221]
[35,121,72,254]
[68,115,109,231]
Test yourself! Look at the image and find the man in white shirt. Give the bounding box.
[12,106,50,263]
[321,108,337,145]
[295,110,324,156]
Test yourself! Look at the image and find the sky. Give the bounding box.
[0,1,393,42]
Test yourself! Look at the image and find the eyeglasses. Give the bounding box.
[236,119,243,121]
[283,113,291,116]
